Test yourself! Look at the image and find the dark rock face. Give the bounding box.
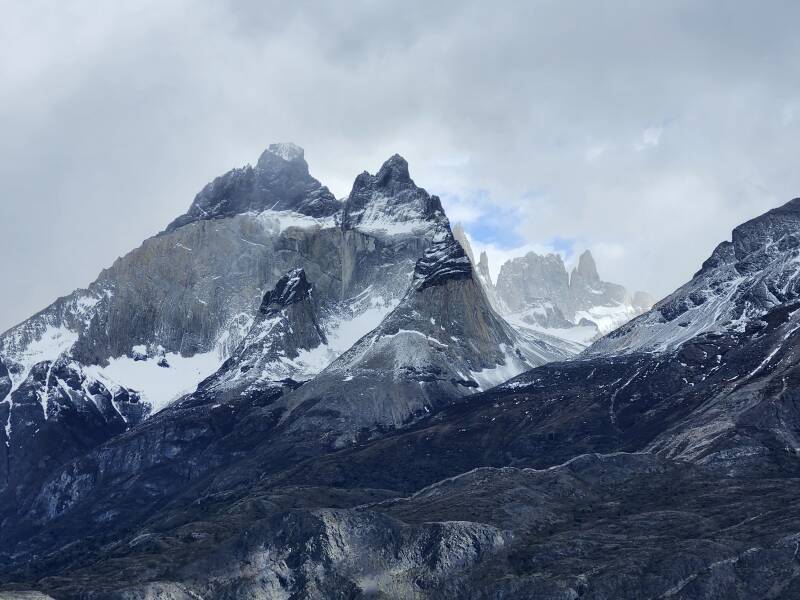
[0,356,145,504]
[412,233,472,290]
[165,143,340,232]
[0,358,10,400]
[194,268,328,401]
[342,154,445,233]
[259,267,317,315]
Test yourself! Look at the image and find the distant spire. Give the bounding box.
[573,250,599,283]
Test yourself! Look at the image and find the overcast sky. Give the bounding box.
[3,1,800,332]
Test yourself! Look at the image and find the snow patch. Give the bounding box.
[6,325,78,393]
[325,297,400,354]
[469,344,529,391]
[574,302,638,335]
[85,350,222,414]
[256,209,337,234]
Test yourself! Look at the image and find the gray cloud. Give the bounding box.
[2,0,800,331]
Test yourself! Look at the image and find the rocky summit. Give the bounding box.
[1,147,800,600]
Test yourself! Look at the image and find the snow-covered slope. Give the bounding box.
[589,197,800,356]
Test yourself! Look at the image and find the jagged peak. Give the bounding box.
[260,268,313,316]
[343,153,445,233]
[350,154,413,193]
[375,153,411,185]
[694,197,800,278]
[256,142,309,173]
[730,196,800,253]
[165,144,338,232]
[504,250,566,270]
[572,250,599,283]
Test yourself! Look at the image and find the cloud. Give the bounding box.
[635,126,663,151]
[2,1,800,330]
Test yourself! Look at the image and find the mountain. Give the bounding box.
[0,144,442,504]
[590,197,800,355]
[451,223,501,310]
[493,248,652,343]
[0,146,466,417]
[276,225,576,448]
[451,228,653,346]
[0,356,146,502]
[4,156,800,598]
[0,145,577,563]
[165,142,341,231]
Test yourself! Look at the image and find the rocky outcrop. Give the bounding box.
[6,451,799,599]
[342,154,444,235]
[195,268,329,400]
[165,143,340,232]
[496,251,571,313]
[0,356,145,500]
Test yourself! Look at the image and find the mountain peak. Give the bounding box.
[592,196,800,355]
[256,142,309,174]
[375,154,411,186]
[165,144,338,231]
[197,267,327,398]
[573,250,600,283]
[264,142,305,163]
[342,154,444,234]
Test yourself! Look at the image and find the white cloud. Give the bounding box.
[635,126,663,151]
